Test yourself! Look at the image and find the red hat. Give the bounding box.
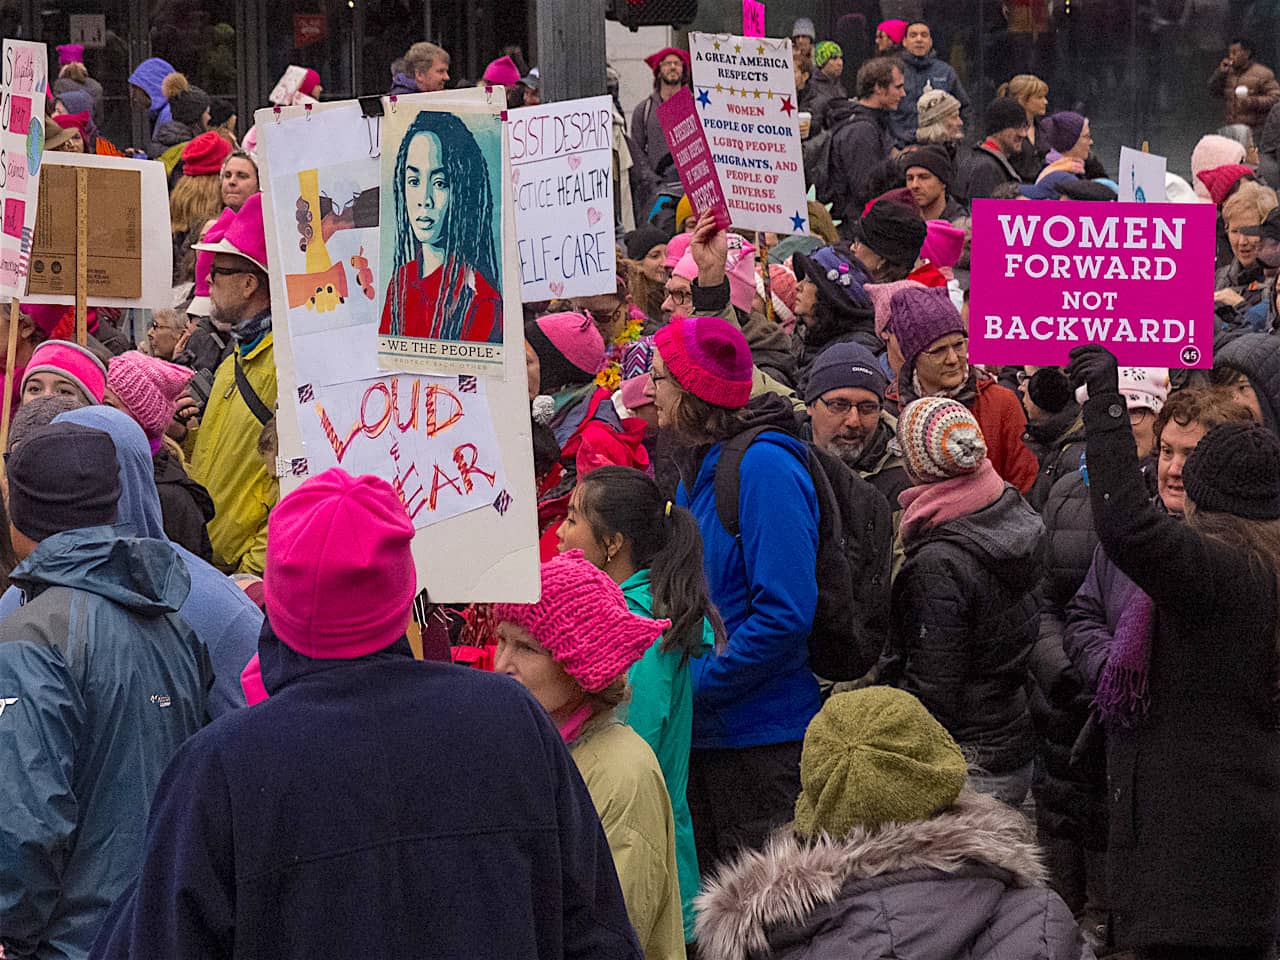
[654,315,753,409]
[299,68,321,97]
[182,131,234,177]
[265,468,416,659]
[194,192,268,272]
[645,47,691,74]
[1196,164,1255,207]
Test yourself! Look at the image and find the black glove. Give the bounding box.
[1065,345,1119,399]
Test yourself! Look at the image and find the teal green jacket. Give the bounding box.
[620,569,713,943]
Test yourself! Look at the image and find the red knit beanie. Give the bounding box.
[182,131,233,176]
[654,315,753,409]
[1197,164,1255,207]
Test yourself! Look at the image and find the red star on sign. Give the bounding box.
[780,96,795,116]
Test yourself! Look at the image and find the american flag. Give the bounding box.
[457,375,478,393]
[297,383,315,404]
[492,489,513,515]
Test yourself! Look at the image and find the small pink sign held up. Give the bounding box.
[657,87,731,230]
[968,199,1217,369]
[742,0,765,37]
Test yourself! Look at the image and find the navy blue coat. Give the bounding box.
[90,634,641,960]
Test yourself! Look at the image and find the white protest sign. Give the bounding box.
[688,32,809,234]
[257,93,539,602]
[0,39,47,298]
[1118,147,1167,203]
[270,66,310,106]
[507,95,616,302]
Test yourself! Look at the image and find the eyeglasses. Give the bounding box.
[648,370,669,384]
[664,288,692,306]
[209,266,252,279]
[1128,408,1153,425]
[921,337,969,360]
[817,397,880,417]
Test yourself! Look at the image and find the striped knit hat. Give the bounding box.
[897,397,987,484]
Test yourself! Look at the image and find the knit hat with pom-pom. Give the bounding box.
[107,351,195,446]
[493,550,670,692]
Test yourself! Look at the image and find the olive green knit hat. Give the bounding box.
[793,687,968,837]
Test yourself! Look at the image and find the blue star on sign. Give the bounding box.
[696,88,711,108]
[790,211,807,232]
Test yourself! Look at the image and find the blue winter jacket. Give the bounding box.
[678,425,820,749]
[89,631,641,960]
[890,50,972,146]
[0,526,210,960]
[0,408,261,717]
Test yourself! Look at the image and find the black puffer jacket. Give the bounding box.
[884,486,1046,774]
[1023,405,1086,513]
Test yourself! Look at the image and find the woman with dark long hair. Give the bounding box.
[1067,344,1280,959]
[559,464,725,947]
[380,111,501,343]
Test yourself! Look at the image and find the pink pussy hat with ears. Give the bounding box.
[921,220,966,270]
[664,232,693,270]
[483,55,522,87]
[107,351,195,443]
[494,550,669,693]
[193,192,268,273]
[264,468,417,660]
[189,207,237,316]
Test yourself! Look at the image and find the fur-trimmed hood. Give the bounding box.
[696,789,1056,960]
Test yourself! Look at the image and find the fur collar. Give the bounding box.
[694,789,1046,960]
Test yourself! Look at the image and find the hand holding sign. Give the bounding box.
[689,210,728,286]
[1065,344,1120,398]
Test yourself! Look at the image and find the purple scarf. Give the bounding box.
[1094,589,1154,727]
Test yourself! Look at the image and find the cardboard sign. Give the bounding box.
[658,87,730,229]
[688,33,809,234]
[1118,147,1167,203]
[0,39,47,298]
[257,94,539,601]
[22,153,171,310]
[969,200,1216,368]
[742,0,765,36]
[27,165,142,298]
[507,96,616,303]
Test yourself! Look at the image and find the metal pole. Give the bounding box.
[536,0,607,101]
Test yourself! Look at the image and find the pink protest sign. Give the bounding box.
[969,199,1217,368]
[657,87,731,230]
[742,0,765,36]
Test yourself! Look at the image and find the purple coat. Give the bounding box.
[1062,542,1144,690]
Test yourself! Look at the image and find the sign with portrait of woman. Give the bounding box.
[378,100,507,377]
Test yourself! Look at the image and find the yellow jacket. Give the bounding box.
[572,717,686,959]
[188,333,277,575]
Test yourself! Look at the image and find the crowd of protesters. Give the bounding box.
[1,22,1280,960]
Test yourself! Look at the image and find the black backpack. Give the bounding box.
[714,427,893,682]
[802,126,834,205]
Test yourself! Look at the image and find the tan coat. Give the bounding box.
[1210,59,1280,129]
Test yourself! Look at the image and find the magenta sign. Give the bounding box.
[969,199,1217,368]
[742,0,765,36]
[657,87,731,229]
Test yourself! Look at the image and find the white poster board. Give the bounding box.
[0,39,47,298]
[257,93,539,602]
[688,32,809,234]
[269,66,310,106]
[1118,147,1167,204]
[506,95,616,303]
[21,152,173,310]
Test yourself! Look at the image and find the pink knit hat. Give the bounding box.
[866,278,926,340]
[299,68,322,97]
[483,55,522,87]
[265,468,416,659]
[654,315,753,408]
[107,351,195,442]
[531,311,606,378]
[921,220,966,269]
[1190,134,1248,201]
[189,207,236,316]
[877,18,909,44]
[21,340,107,403]
[493,550,669,693]
[673,234,758,313]
[194,192,268,272]
[664,232,693,269]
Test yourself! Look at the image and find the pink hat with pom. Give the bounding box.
[265,468,416,659]
[494,550,669,692]
[107,351,195,442]
[194,192,268,273]
[921,220,966,269]
[21,339,107,403]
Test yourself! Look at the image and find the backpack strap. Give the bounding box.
[234,353,273,426]
[713,426,782,537]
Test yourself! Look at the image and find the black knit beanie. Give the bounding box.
[857,200,927,270]
[169,85,211,128]
[6,422,120,542]
[1027,368,1073,415]
[624,225,670,261]
[1183,422,1280,520]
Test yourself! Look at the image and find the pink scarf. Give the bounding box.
[557,701,596,744]
[899,459,1006,544]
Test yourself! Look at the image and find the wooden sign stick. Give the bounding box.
[0,299,22,451]
[75,166,88,347]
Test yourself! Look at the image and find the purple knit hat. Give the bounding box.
[654,315,753,409]
[888,286,965,372]
[494,550,670,693]
[1040,111,1086,155]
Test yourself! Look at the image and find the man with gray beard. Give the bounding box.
[804,342,911,515]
